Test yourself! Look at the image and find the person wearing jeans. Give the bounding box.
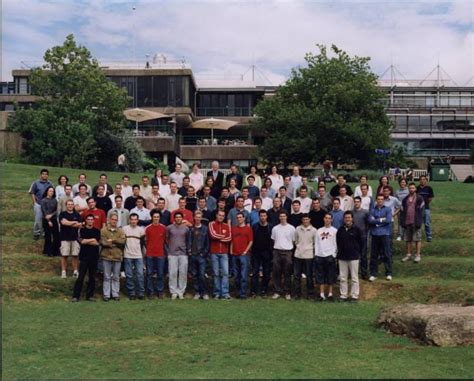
[336,211,364,302]
[209,210,232,299]
[100,213,126,301]
[29,168,53,240]
[122,213,145,300]
[231,212,253,299]
[416,175,434,242]
[190,211,210,299]
[251,210,273,296]
[145,210,167,298]
[368,195,393,282]
[166,212,191,300]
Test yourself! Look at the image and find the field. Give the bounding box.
[1,162,474,379]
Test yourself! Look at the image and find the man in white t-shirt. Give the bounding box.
[294,186,312,214]
[109,183,122,208]
[338,186,354,212]
[122,213,145,300]
[260,187,273,211]
[271,211,296,300]
[73,184,89,213]
[165,182,182,211]
[121,175,133,200]
[315,213,338,301]
[159,175,171,198]
[359,184,373,211]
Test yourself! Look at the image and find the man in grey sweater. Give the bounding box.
[166,212,191,299]
[353,197,369,279]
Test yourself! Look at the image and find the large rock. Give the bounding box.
[377,304,474,346]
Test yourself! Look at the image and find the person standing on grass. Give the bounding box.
[245,176,260,200]
[124,184,141,211]
[55,175,69,201]
[359,184,373,211]
[226,164,244,190]
[59,199,82,278]
[338,186,354,212]
[354,175,373,198]
[400,183,425,263]
[330,175,353,198]
[140,176,152,201]
[294,186,312,214]
[170,163,186,188]
[171,198,193,227]
[227,196,250,227]
[81,197,106,231]
[72,214,101,302]
[73,184,89,213]
[189,210,210,300]
[57,184,73,215]
[209,210,232,300]
[395,178,409,241]
[41,186,60,257]
[123,213,146,300]
[251,210,273,297]
[166,212,191,300]
[147,184,161,211]
[100,213,126,302]
[330,198,344,229]
[289,199,304,228]
[207,160,225,195]
[195,197,212,226]
[72,173,92,197]
[231,212,253,299]
[92,173,113,197]
[249,197,263,227]
[109,183,123,209]
[368,194,393,282]
[317,185,333,212]
[416,175,434,242]
[336,211,363,303]
[309,198,325,229]
[352,197,370,280]
[267,196,283,227]
[94,184,112,214]
[145,210,167,299]
[293,214,317,300]
[154,198,171,226]
[108,196,130,228]
[121,175,133,200]
[189,162,204,193]
[271,211,296,301]
[29,168,52,240]
[315,213,338,301]
[278,186,292,214]
[130,197,151,227]
[165,182,182,212]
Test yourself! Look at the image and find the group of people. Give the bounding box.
[28,160,434,302]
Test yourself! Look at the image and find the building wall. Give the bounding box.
[0,111,23,156]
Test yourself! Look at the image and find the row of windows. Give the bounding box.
[196,93,262,117]
[107,76,193,108]
[389,114,474,132]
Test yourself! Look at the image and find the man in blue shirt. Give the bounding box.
[29,168,53,240]
[368,194,393,282]
[330,198,344,229]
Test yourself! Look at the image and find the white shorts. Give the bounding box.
[60,241,80,257]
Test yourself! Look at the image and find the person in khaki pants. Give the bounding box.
[336,211,364,303]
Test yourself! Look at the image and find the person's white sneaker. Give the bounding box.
[396,236,402,241]
[401,255,412,262]
[272,293,280,300]
[193,294,200,300]
[178,293,184,300]
[369,276,377,282]
[386,275,392,281]
[202,294,210,300]
[301,273,307,279]
[285,294,292,301]
[61,271,67,279]
[414,255,421,263]
[73,270,79,278]
[171,294,178,300]
[120,271,126,279]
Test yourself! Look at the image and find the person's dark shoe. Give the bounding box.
[157,293,164,299]
[137,296,144,300]
[338,297,348,303]
[103,297,110,302]
[147,294,154,300]
[33,234,40,241]
[113,297,120,302]
[86,297,96,302]
[326,295,335,302]
[427,237,432,242]
[316,296,326,302]
[129,296,136,301]
[71,297,79,303]
[350,298,358,303]
[239,295,247,300]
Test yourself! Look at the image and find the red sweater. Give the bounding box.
[145,223,167,257]
[231,225,253,256]
[209,220,232,254]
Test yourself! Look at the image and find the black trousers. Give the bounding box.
[272,249,293,295]
[293,258,314,297]
[73,258,98,299]
[251,249,272,295]
[43,218,60,256]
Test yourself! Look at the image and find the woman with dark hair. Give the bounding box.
[41,186,60,257]
[264,177,276,199]
[245,165,262,188]
[199,176,220,199]
[376,175,393,196]
[267,165,284,193]
[56,175,69,200]
[151,168,163,187]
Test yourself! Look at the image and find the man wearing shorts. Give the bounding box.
[400,183,425,263]
[59,199,82,278]
[315,213,338,301]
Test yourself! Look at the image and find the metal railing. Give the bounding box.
[127,125,175,137]
[196,107,253,117]
[182,135,251,146]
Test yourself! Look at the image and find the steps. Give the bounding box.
[450,164,474,182]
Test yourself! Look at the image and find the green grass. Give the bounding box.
[2,162,474,379]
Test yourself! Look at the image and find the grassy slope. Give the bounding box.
[2,162,474,379]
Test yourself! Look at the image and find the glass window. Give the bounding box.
[168,77,176,106]
[408,115,420,132]
[153,76,168,107]
[137,76,152,107]
[395,115,407,131]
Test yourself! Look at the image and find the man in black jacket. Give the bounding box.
[336,211,364,302]
[400,183,425,263]
[207,161,225,193]
[225,164,243,190]
[251,210,273,297]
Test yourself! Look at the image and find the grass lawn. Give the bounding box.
[1,162,474,379]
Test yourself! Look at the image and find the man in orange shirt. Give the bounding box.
[145,210,167,299]
[231,212,253,299]
[171,198,193,227]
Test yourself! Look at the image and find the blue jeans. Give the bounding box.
[424,208,432,239]
[124,258,145,297]
[232,255,249,298]
[370,235,392,277]
[146,256,166,295]
[190,255,209,296]
[33,203,43,238]
[211,253,229,298]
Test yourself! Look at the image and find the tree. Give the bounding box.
[252,44,392,168]
[9,34,144,171]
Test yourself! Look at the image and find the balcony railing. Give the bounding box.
[196,107,253,117]
[127,124,175,137]
[182,135,251,146]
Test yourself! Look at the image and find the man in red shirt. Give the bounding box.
[81,197,106,231]
[231,212,253,299]
[145,210,167,298]
[171,198,193,227]
[209,210,232,299]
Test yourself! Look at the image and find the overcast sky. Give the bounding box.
[2,0,473,86]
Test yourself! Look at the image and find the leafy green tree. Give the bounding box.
[253,44,392,168]
[9,34,144,171]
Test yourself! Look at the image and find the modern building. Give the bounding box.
[1,61,473,169]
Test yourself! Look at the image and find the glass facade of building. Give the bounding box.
[196,92,263,116]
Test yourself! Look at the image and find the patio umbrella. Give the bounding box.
[191,118,238,144]
[123,108,169,132]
